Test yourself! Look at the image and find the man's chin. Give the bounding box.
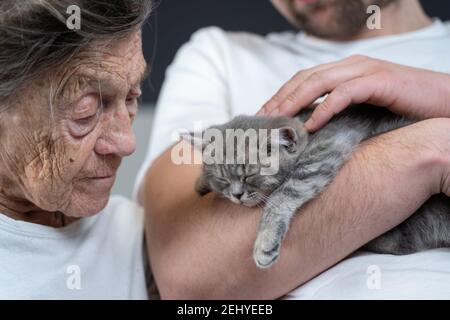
[291,0,321,11]
[289,0,369,39]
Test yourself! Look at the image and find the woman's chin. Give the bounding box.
[64,191,111,218]
[64,176,117,217]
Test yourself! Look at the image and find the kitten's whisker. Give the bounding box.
[250,192,283,213]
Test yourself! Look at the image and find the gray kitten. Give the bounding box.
[185,105,450,268]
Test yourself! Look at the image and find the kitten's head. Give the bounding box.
[183,115,308,206]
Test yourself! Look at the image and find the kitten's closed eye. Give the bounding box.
[215,177,229,184]
[242,173,257,182]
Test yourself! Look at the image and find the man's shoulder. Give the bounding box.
[441,20,450,31]
[187,26,298,54]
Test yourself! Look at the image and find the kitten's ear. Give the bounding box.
[180,131,205,151]
[278,127,299,153]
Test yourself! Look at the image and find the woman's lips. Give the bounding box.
[83,175,116,190]
[78,171,116,180]
[88,175,116,184]
[88,175,115,179]
[76,174,116,188]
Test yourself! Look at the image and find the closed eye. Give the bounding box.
[243,175,262,188]
[242,173,257,182]
[216,177,229,184]
[76,114,97,124]
[69,95,101,137]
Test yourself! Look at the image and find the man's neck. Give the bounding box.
[328,0,433,42]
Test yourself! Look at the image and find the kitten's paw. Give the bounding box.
[253,232,281,269]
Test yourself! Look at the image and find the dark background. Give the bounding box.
[141,0,450,104]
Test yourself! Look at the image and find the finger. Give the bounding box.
[258,55,367,116]
[257,64,336,116]
[304,75,384,132]
[275,60,375,117]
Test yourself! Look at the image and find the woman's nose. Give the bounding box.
[94,105,137,157]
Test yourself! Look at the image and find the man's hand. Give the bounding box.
[143,118,450,299]
[257,55,450,131]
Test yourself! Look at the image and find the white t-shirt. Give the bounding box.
[0,195,148,299]
[137,20,450,299]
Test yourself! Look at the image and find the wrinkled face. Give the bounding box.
[271,0,397,39]
[0,31,147,217]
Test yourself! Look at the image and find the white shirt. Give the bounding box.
[0,195,148,299]
[137,20,450,299]
[285,249,450,300]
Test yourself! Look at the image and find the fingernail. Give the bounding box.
[268,107,279,117]
[304,119,315,131]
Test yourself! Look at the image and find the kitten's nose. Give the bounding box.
[232,191,244,200]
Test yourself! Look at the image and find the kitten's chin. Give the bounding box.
[241,198,263,207]
[229,197,242,205]
[242,201,259,207]
[228,197,260,207]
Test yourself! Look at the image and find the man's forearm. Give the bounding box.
[143,119,449,299]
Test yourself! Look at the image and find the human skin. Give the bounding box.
[270,0,431,40]
[0,31,147,227]
[144,119,450,299]
[258,55,450,131]
[140,0,450,299]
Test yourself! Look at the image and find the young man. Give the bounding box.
[138,0,450,299]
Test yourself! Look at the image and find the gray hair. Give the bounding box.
[0,0,153,103]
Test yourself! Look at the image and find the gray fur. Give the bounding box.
[188,104,450,268]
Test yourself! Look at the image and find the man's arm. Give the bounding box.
[142,118,450,299]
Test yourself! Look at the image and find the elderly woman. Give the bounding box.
[0,0,152,299]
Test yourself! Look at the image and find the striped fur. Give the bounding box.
[192,105,450,268]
